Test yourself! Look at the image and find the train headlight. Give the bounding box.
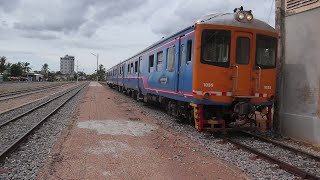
[237,12,245,20]
[246,13,253,21]
[203,92,210,100]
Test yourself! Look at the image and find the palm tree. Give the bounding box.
[23,62,31,73]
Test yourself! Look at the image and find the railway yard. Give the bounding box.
[0,81,318,179]
[0,0,320,179]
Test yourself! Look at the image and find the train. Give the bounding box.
[106,7,278,132]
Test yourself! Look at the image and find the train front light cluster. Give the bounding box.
[234,6,253,22]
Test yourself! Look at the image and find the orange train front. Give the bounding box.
[106,7,278,131]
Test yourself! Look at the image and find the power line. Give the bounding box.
[268,0,275,24]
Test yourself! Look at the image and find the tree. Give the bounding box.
[41,63,49,79]
[5,62,12,74]
[97,64,106,81]
[47,71,56,81]
[10,63,23,77]
[23,62,31,73]
[0,56,7,73]
[55,71,62,76]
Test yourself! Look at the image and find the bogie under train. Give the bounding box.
[106,7,278,131]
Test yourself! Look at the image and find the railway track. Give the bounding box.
[0,83,71,101]
[223,131,320,180]
[103,82,320,179]
[0,83,87,160]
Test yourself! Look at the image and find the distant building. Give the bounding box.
[26,72,44,81]
[60,55,75,74]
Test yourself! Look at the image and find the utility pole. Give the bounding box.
[273,0,285,134]
[97,53,99,82]
[76,60,79,83]
[91,53,99,82]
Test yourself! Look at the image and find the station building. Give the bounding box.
[26,72,44,81]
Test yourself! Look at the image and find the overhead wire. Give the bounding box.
[267,0,275,24]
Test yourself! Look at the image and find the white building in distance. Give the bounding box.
[60,55,75,74]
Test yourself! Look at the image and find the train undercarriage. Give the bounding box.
[108,84,273,132]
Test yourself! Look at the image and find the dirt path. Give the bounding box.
[37,82,250,180]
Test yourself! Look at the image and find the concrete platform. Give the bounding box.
[37,81,249,179]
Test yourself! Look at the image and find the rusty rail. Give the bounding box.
[223,137,320,180]
[241,131,320,162]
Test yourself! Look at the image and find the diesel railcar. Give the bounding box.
[106,7,278,131]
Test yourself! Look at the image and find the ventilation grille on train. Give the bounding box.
[286,0,319,11]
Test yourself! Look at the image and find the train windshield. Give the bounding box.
[256,34,277,68]
[201,30,231,67]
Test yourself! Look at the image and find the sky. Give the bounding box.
[0,0,275,74]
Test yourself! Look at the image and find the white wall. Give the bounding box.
[281,7,320,145]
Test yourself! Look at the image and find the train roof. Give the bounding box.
[196,13,276,33]
[109,26,194,69]
[108,11,277,71]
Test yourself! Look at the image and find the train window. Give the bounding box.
[201,30,230,67]
[180,44,185,66]
[127,64,130,73]
[139,57,142,73]
[186,40,192,63]
[256,34,277,69]
[135,61,138,73]
[167,46,175,72]
[236,37,250,64]
[156,51,163,71]
[149,55,154,72]
[131,63,134,73]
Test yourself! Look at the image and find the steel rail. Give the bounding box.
[0,83,70,98]
[0,84,83,127]
[240,131,320,162]
[0,86,51,97]
[223,137,320,180]
[0,86,61,101]
[0,83,86,160]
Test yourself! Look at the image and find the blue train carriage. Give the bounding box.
[107,26,195,104]
[107,7,277,132]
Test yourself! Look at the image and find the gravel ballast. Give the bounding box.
[0,84,87,179]
[104,86,302,179]
[0,84,79,124]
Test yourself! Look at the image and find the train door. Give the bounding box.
[177,36,185,93]
[137,57,142,91]
[116,66,119,86]
[122,64,125,87]
[232,32,253,96]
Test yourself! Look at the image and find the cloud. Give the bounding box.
[12,0,145,38]
[21,31,59,40]
[149,0,275,36]
[0,0,276,73]
[0,0,21,12]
